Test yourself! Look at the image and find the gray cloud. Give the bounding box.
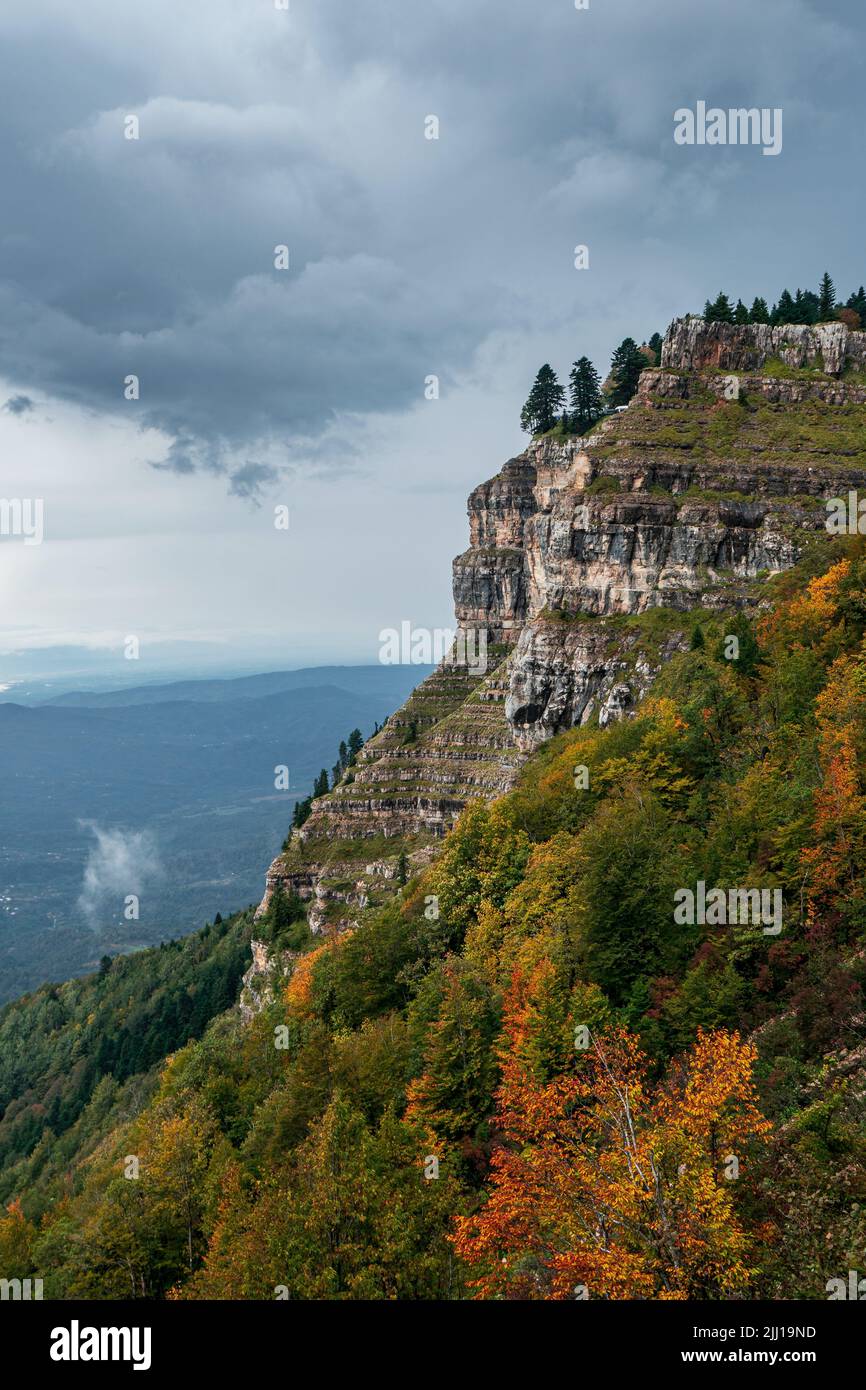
[228,460,280,501]
[3,394,34,415]
[0,0,862,493]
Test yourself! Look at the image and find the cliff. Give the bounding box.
[256,315,866,933]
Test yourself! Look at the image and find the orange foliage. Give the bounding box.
[452,967,770,1300]
[759,558,850,649]
[283,943,332,1017]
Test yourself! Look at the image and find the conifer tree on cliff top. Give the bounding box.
[704,292,735,324]
[606,338,646,407]
[568,356,604,435]
[818,271,836,321]
[520,364,566,435]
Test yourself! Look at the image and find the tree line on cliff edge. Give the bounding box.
[520,271,866,439]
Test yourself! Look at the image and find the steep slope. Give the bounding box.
[4,317,866,1300]
[7,529,866,1299]
[258,315,866,930]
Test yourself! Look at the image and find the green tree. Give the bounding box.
[347,729,364,765]
[263,881,306,946]
[749,297,770,323]
[794,288,820,324]
[733,298,749,324]
[647,332,663,365]
[715,611,761,677]
[313,769,329,798]
[818,271,836,321]
[520,364,566,435]
[846,286,866,323]
[406,962,499,1143]
[704,292,735,324]
[568,356,604,434]
[606,338,646,407]
[773,289,796,324]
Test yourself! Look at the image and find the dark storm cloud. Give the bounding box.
[0,0,862,483]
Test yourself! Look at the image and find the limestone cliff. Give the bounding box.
[254,316,866,941]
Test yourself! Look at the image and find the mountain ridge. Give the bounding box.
[255,313,866,930]
[4,314,866,1300]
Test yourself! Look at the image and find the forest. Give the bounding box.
[2,533,866,1298]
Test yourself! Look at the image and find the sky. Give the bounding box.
[0,0,864,683]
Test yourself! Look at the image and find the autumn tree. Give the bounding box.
[453,969,771,1299]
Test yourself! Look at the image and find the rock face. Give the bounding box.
[253,316,866,940]
[239,938,297,1021]
[505,622,683,746]
[661,317,866,377]
[456,317,866,746]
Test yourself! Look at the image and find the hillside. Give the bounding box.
[3,317,866,1300]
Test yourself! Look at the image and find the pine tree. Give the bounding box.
[818,271,836,321]
[773,289,796,324]
[704,292,735,324]
[313,769,329,797]
[733,298,749,324]
[749,297,770,323]
[568,356,604,434]
[606,338,646,407]
[519,364,566,435]
[846,286,866,323]
[647,332,663,365]
[347,729,364,765]
[797,289,820,325]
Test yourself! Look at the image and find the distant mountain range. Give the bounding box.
[36,665,426,708]
[0,664,429,1003]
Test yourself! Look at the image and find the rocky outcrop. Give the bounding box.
[661,317,866,377]
[506,620,685,749]
[239,938,297,1021]
[456,317,866,746]
[251,316,866,950]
